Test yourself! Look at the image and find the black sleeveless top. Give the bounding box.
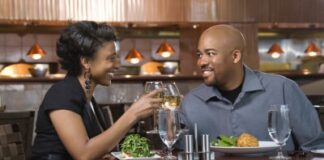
[32,76,109,159]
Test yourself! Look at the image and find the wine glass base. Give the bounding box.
[269,155,291,160]
[163,155,177,160]
[146,129,159,134]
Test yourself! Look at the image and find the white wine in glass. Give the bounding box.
[145,81,163,134]
[163,96,181,110]
[163,82,181,110]
[268,104,291,160]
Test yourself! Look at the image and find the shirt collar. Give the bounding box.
[192,84,222,101]
[192,65,265,102]
[241,64,265,93]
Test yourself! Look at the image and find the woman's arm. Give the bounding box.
[49,89,162,160]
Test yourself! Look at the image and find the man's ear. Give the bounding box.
[80,56,91,70]
[232,49,242,64]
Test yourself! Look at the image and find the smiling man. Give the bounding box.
[179,25,324,152]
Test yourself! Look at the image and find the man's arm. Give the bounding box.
[283,79,324,151]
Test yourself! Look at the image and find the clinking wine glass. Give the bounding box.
[163,82,188,134]
[145,81,163,134]
[268,104,291,160]
[163,82,181,110]
[158,108,181,160]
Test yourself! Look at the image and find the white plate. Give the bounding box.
[210,141,279,154]
[111,152,161,160]
[311,149,324,155]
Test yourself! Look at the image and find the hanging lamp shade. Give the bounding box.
[267,43,284,59]
[27,42,46,60]
[156,42,175,58]
[304,42,321,57]
[125,48,144,64]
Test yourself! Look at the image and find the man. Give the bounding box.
[179,24,324,151]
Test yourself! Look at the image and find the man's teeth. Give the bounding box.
[107,73,114,77]
[202,70,212,76]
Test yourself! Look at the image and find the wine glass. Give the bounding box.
[268,104,291,160]
[163,82,189,134]
[163,82,181,110]
[158,108,181,160]
[0,95,6,112]
[145,81,163,134]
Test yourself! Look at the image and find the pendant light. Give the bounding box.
[304,42,321,57]
[156,42,175,58]
[27,35,46,60]
[124,39,144,64]
[267,43,284,59]
[125,48,144,64]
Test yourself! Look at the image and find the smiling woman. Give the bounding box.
[31,21,163,160]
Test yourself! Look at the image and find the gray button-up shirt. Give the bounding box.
[179,65,323,151]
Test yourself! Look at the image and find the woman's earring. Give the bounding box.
[84,70,92,95]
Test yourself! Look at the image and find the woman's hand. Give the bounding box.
[102,154,117,160]
[126,89,163,121]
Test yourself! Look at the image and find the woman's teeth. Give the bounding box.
[107,73,114,78]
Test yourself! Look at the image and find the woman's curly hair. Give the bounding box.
[56,21,117,76]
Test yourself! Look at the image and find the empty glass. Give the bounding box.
[158,108,181,160]
[145,81,163,134]
[268,104,291,160]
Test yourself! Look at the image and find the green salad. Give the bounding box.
[211,134,238,147]
[121,134,152,157]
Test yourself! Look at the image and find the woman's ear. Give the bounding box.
[232,49,242,64]
[80,56,91,70]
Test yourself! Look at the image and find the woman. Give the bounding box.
[32,21,162,160]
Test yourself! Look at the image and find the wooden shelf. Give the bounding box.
[0,75,203,83]
[1,72,324,83]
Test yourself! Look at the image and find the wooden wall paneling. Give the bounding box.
[299,0,318,23]
[86,0,186,22]
[184,0,218,22]
[179,28,202,75]
[315,0,324,22]
[215,0,247,22]
[3,0,324,23]
[269,0,303,22]
[245,0,269,22]
[0,0,186,22]
[232,23,259,69]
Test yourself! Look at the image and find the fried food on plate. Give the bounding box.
[236,133,259,147]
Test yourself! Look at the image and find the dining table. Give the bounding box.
[175,151,324,160]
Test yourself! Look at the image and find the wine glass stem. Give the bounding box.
[167,146,173,157]
[153,109,157,130]
[278,145,284,157]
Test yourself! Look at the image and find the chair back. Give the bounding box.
[0,111,35,160]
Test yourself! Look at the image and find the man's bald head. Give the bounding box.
[197,24,246,89]
[199,24,246,55]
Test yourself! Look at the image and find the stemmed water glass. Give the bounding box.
[145,81,163,134]
[268,104,291,160]
[158,108,181,160]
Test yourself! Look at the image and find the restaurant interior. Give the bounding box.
[0,0,324,159]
